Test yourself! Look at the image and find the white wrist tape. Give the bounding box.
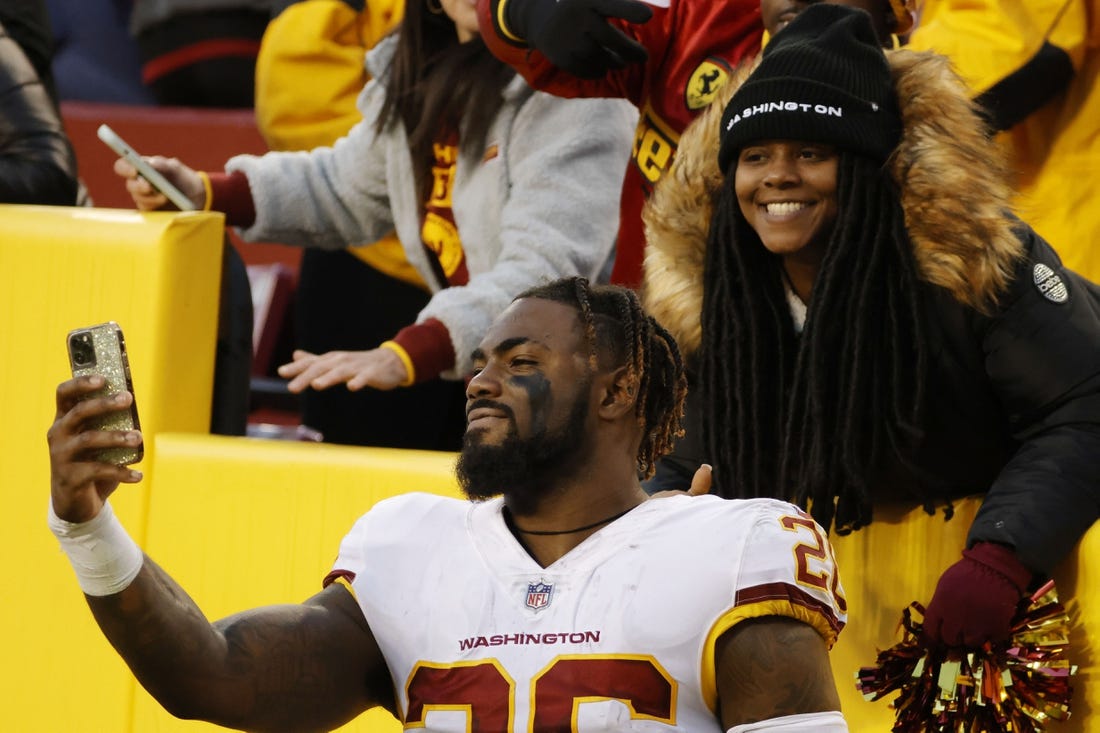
[728,711,848,732]
[48,500,144,596]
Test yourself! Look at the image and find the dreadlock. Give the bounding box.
[517,277,688,478]
[699,153,928,533]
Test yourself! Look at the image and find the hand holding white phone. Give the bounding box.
[97,124,197,212]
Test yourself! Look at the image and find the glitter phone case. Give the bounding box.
[66,322,143,465]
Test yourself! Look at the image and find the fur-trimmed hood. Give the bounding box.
[642,48,1024,358]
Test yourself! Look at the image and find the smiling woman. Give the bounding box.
[698,5,917,532]
[733,141,838,300]
[643,2,1100,659]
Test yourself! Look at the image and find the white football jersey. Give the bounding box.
[329,494,847,732]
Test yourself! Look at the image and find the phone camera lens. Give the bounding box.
[70,334,96,368]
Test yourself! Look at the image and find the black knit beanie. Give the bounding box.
[718,4,901,173]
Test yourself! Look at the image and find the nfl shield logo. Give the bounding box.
[525,581,554,611]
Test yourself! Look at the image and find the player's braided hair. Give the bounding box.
[699,153,929,533]
[518,277,687,478]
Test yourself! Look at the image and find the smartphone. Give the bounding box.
[96,123,196,212]
[67,322,144,466]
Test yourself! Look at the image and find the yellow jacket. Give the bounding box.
[908,0,1100,281]
[254,0,424,287]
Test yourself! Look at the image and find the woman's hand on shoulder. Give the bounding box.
[649,463,712,499]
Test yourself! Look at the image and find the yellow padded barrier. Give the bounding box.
[0,206,224,732]
[133,433,462,731]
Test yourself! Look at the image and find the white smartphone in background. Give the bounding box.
[96,123,196,211]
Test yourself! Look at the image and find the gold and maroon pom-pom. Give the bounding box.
[856,580,1076,732]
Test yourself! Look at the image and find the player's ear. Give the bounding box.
[597,365,637,420]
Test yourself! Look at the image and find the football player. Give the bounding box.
[47,276,848,732]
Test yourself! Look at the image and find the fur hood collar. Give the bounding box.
[643,49,1023,358]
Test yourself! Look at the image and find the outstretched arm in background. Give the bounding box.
[279,347,411,392]
[923,228,1100,648]
[113,155,206,211]
[476,0,659,102]
[482,0,653,80]
[906,0,1082,132]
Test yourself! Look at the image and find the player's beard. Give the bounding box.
[456,388,591,515]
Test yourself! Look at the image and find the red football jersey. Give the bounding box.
[479,0,763,286]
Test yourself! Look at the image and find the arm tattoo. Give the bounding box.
[715,616,842,727]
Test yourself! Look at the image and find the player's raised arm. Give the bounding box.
[88,574,387,730]
[47,377,391,731]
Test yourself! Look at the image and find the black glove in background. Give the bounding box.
[504,0,654,78]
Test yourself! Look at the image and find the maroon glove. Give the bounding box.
[921,542,1034,648]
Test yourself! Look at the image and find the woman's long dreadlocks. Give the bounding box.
[518,277,688,479]
[699,153,929,533]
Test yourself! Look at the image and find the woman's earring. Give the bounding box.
[427,0,445,14]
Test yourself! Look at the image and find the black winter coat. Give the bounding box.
[0,20,78,205]
[642,48,1100,577]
